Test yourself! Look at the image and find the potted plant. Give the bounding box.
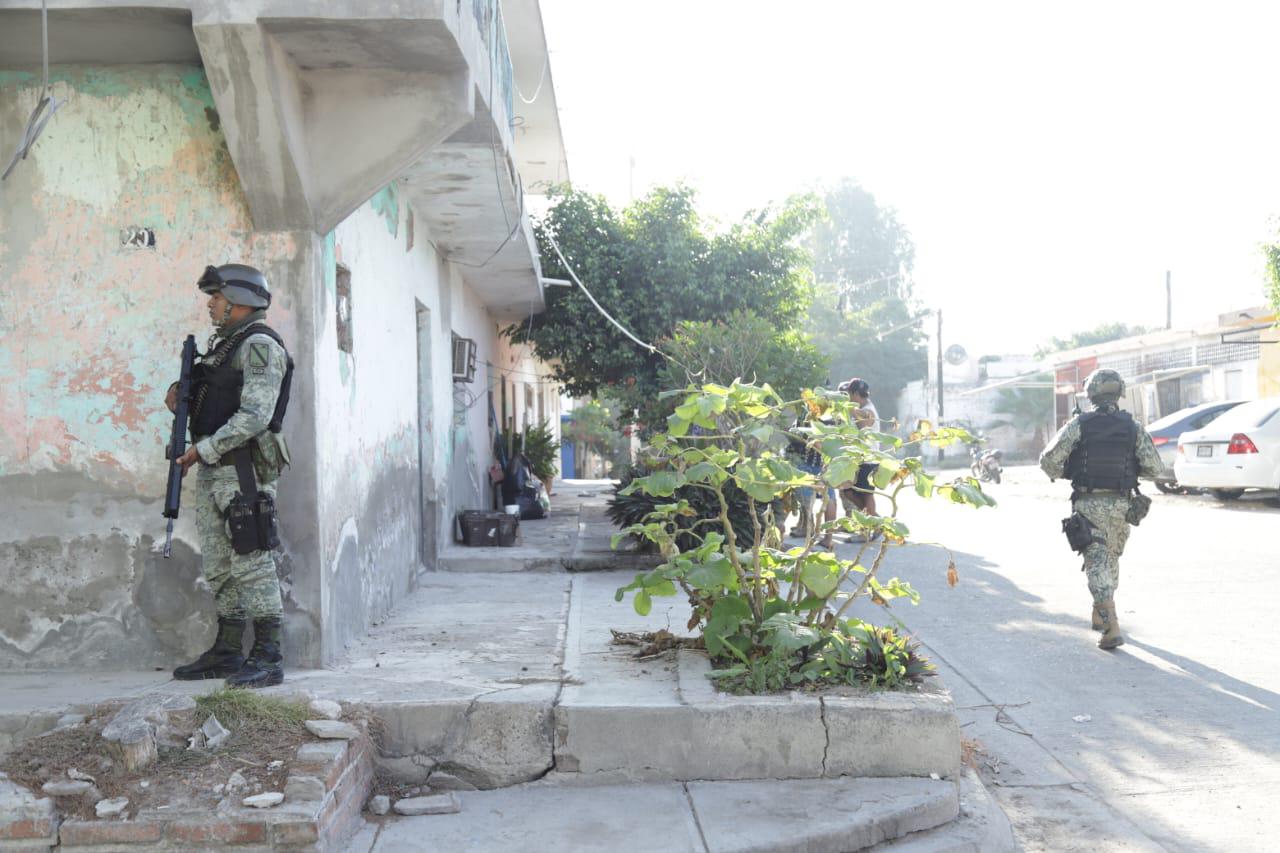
[521,421,561,496]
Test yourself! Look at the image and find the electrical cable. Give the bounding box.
[426,173,525,270]
[541,228,700,378]
[498,0,549,106]
[541,230,656,356]
[3,0,61,181]
[514,55,548,105]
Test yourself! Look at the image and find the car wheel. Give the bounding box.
[1154,480,1179,494]
[1212,488,1245,501]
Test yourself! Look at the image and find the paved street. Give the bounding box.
[844,465,1280,852]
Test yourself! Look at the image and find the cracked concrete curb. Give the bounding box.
[360,652,960,792]
[870,768,1017,852]
[552,652,960,784]
[363,684,559,791]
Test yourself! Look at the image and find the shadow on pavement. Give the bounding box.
[864,540,1280,851]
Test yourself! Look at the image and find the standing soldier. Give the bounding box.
[166,264,293,687]
[1039,369,1161,650]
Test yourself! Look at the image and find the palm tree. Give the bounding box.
[986,375,1054,453]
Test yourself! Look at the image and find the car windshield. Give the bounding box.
[1147,404,1223,431]
[1204,399,1280,432]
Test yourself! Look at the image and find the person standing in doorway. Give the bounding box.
[166,264,294,688]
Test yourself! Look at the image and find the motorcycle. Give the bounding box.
[969,445,1003,484]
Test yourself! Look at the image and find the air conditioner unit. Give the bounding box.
[452,335,477,383]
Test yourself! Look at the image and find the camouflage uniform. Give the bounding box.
[192,310,290,621]
[1039,416,1162,604]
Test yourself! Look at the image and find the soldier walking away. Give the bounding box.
[1039,369,1161,650]
[165,264,294,687]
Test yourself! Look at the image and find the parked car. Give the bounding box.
[1174,396,1280,501]
[1144,400,1245,493]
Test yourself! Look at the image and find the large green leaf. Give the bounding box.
[643,471,685,497]
[704,595,753,655]
[799,553,841,598]
[687,555,736,591]
[913,472,935,498]
[760,613,823,653]
[872,461,900,490]
[825,457,860,488]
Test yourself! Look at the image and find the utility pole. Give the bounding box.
[936,309,945,462]
[1165,270,1172,329]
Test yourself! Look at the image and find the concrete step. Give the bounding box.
[871,769,1016,852]
[364,775,964,853]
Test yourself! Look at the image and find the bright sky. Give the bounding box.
[537,0,1280,355]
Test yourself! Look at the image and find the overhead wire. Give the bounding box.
[3,0,60,181]
[499,0,550,106]
[539,227,700,379]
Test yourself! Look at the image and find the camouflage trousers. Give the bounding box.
[1074,494,1132,605]
[194,464,283,620]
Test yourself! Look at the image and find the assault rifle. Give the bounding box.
[162,335,198,558]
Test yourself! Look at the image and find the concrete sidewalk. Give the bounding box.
[436,479,660,573]
[0,478,1015,851]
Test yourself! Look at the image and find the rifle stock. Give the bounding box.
[163,335,197,558]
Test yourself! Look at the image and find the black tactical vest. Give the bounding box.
[1065,410,1138,492]
[190,323,294,438]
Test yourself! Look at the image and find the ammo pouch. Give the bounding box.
[226,447,280,555]
[1126,488,1152,526]
[1061,512,1097,555]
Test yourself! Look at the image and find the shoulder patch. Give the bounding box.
[248,342,270,373]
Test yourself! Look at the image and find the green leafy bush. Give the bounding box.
[612,381,994,693]
[607,463,761,554]
[521,421,560,482]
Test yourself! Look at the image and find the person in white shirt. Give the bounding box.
[840,377,881,535]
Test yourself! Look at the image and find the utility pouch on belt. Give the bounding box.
[226,446,279,555]
[1126,488,1152,526]
[1062,512,1096,555]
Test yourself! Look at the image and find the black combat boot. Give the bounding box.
[225,617,284,688]
[173,618,246,680]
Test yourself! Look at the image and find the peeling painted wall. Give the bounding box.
[0,65,317,669]
[1,63,524,671]
[315,190,501,660]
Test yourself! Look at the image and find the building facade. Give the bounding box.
[0,0,567,669]
[1046,308,1275,429]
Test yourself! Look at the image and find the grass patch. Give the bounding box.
[195,687,310,733]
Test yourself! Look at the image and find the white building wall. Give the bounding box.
[447,269,498,517]
[311,193,508,660]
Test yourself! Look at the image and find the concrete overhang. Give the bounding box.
[501,0,569,191]
[2,0,550,315]
[0,6,201,66]
[401,112,545,322]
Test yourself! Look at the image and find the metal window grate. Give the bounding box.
[1196,341,1260,365]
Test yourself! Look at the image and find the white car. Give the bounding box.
[1174,396,1280,501]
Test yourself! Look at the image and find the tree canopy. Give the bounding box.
[1035,322,1151,358]
[658,310,828,405]
[509,185,819,429]
[804,181,925,419]
[1264,235,1280,314]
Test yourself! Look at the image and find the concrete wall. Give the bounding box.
[0,65,319,669]
[0,63,541,670]
[448,272,497,518]
[312,191,502,660]
[1261,327,1280,397]
[492,336,562,452]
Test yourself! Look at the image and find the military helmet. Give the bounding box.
[198,264,271,308]
[1084,368,1125,404]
